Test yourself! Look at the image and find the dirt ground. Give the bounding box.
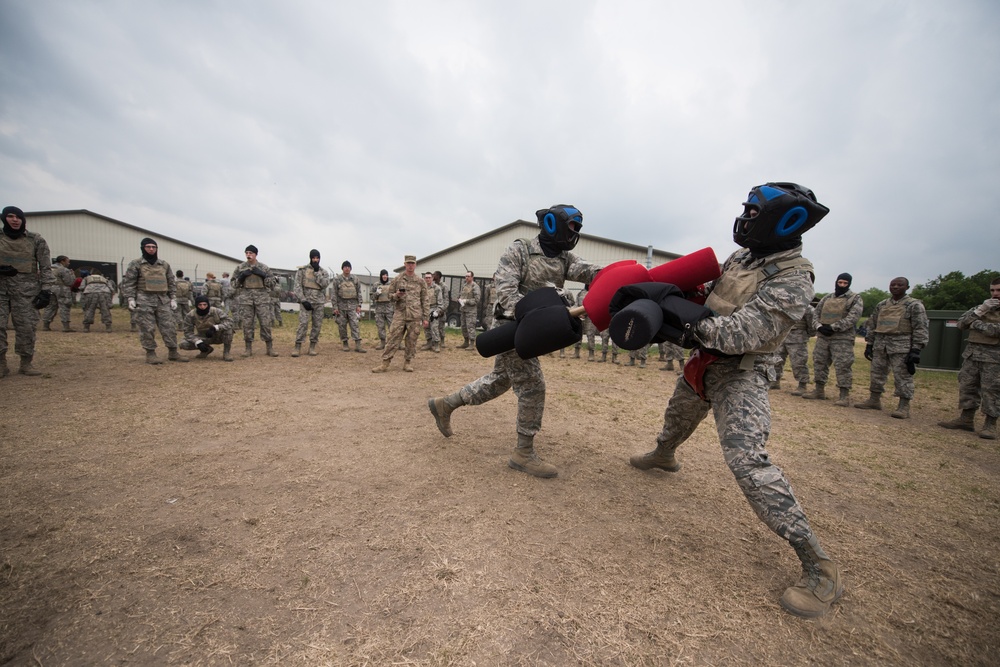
[1,310,998,666]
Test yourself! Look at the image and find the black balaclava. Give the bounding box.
[309,249,321,270]
[140,237,158,264]
[2,206,27,239]
[835,272,852,297]
[195,295,211,316]
[749,236,802,260]
[379,269,389,284]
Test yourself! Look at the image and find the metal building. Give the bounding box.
[24,209,246,285]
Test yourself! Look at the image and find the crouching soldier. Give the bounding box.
[179,295,234,361]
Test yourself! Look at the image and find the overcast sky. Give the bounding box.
[2,0,997,291]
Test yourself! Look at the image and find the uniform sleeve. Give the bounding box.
[831,294,864,333]
[217,309,234,333]
[693,269,814,356]
[317,269,331,290]
[165,263,177,298]
[34,237,55,288]
[564,252,602,285]
[805,305,817,336]
[420,281,430,320]
[293,269,304,301]
[182,311,197,341]
[909,300,930,349]
[865,302,883,344]
[122,260,140,300]
[494,242,527,317]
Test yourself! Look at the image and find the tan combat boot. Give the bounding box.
[18,355,41,376]
[626,357,635,367]
[167,348,189,362]
[890,397,911,419]
[105,323,113,333]
[308,342,318,356]
[980,416,997,440]
[855,392,882,410]
[587,349,595,362]
[428,392,464,437]
[458,338,469,349]
[376,340,386,350]
[342,340,350,352]
[222,343,233,362]
[662,360,674,371]
[42,321,51,331]
[802,383,826,400]
[242,342,253,358]
[196,344,214,359]
[629,444,681,472]
[508,434,558,478]
[789,381,808,396]
[938,408,976,431]
[574,347,581,359]
[145,350,163,365]
[599,350,607,363]
[833,387,851,407]
[355,340,366,353]
[420,342,432,351]
[611,352,619,365]
[403,359,414,372]
[371,360,391,373]
[62,322,74,332]
[83,323,90,333]
[432,344,440,353]
[769,379,781,390]
[265,342,279,357]
[291,343,301,358]
[780,536,843,618]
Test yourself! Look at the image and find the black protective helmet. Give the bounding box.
[733,182,829,249]
[536,204,583,251]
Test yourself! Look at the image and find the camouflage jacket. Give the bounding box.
[814,291,863,340]
[332,273,363,310]
[0,231,54,289]
[387,271,429,321]
[494,236,601,320]
[231,261,277,292]
[183,306,234,342]
[122,257,176,300]
[459,280,480,307]
[293,264,331,304]
[864,295,929,353]
[959,304,1000,363]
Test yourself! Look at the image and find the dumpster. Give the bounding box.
[921,310,969,371]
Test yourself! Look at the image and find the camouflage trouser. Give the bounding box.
[460,336,545,437]
[424,317,441,345]
[461,305,478,342]
[655,359,814,547]
[336,300,361,341]
[135,292,178,351]
[630,346,648,362]
[174,299,191,329]
[775,340,810,383]
[0,277,40,358]
[238,289,273,343]
[812,335,854,388]
[82,293,112,326]
[957,357,1000,418]
[179,329,233,349]
[382,316,421,362]
[272,301,283,325]
[373,303,393,343]
[42,285,72,325]
[436,311,447,344]
[868,349,914,399]
[295,302,325,345]
[661,342,686,361]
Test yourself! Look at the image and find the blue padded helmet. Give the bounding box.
[536,204,583,251]
[733,182,829,249]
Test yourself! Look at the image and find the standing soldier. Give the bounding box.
[332,260,366,353]
[457,271,481,349]
[174,270,193,330]
[232,244,279,358]
[774,296,817,394]
[179,295,235,361]
[80,268,114,332]
[122,237,188,365]
[482,272,498,332]
[202,272,225,309]
[370,269,394,350]
[422,272,444,353]
[0,205,54,376]
[432,271,450,347]
[938,277,1000,439]
[291,249,330,357]
[428,205,600,478]
[660,341,686,371]
[627,346,648,368]
[855,277,929,419]
[371,255,429,373]
[804,273,863,405]
[220,272,235,313]
[270,280,284,327]
[43,254,76,332]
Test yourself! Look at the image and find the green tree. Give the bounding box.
[911,270,1000,310]
[858,287,890,317]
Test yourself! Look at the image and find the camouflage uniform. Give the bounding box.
[80,273,114,330]
[270,283,283,326]
[232,259,277,345]
[174,278,193,330]
[641,246,821,551]
[220,277,235,313]
[458,237,600,437]
[332,272,364,345]
[203,278,225,310]
[482,279,497,331]
[119,279,138,331]
[435,278,450,345]
[43,261,75,329]
[0,228,54,367]
[955,304,1000,423]
[179,305,234,349]
[380,272,429,365]
[370,279,394,347]
[660,341,686,370]
[293,264,331,346]
[811,291,862,389]
[775,306,816,384]
[459,279,481,344]
[122,257,180,354]
[424,280,445,349]
[864,296,929,400]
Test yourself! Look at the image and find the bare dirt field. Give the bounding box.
[2,310,998,666]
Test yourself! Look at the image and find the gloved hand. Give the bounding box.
[30,289,51,309]
[128,298,137,311]
[251,266,267,278]
[170,299,178,310]
[375,286,383,296]
[210,324,220,334]
[817,324,835,336]
[459,298,466,307]
[301,300,313,311]
[864,343,874,361]
[905,348,920,375]
[554,287,575,307]
[0,265,18,277]
[974,298,1000,316]
[196,340,212,353]
[238,270,252,282]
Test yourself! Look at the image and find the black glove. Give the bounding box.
[251,266,267,278]
[817,324,835,336]
[196,340,212,353]
[0,265,18,277]
[237,270,252,282]
[905,348,920,375]
[864,344,874,361]
[301,301,313,311]
[31,290,51,310]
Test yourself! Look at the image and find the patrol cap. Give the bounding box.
[404,254,417,263]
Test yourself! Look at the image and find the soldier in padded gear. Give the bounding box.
[627,183,843,618]
[174,270,193,330]
[429,205,601,479]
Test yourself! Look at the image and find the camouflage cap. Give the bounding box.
[404,254,417,263]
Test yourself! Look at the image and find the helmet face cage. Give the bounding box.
[733,182,829,249]
[537,205,583,251]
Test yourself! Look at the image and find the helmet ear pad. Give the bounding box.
[536,205,583,251]
[542,212,558,236]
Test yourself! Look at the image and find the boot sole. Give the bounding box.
[428,399,453,437]
[779,584,844,618]
[508,460,558,478]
